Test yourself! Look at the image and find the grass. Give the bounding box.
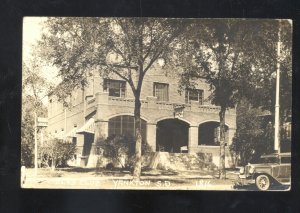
[22,166,240,190]
[24,166,237,180]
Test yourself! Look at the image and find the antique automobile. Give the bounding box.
[238,152,291,190]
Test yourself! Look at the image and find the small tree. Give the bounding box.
[39,138,76,170]
[97,135,152,170]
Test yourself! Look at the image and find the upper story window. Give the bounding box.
[153,82,169,101]
[185,89,204,105]
[103,79,126,98]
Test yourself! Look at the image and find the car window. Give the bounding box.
[260,157,279,164]
[280,157,291,164]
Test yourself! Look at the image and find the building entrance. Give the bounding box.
[156,119,189,153]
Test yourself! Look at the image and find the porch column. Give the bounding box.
[147,123,157,152]
[94,120,109,143]
[87,119,108,167]
[188,125,198,153]
[94,91,109,143]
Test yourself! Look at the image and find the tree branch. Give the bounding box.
[142,22,155,61]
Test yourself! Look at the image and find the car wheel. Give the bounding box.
[255,174,271,191]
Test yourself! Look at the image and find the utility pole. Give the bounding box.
[64,108,67,135]
[274,20,281,153]
[40,128,44,146]
[34,111,38,176]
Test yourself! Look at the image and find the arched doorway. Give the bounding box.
[198,121,229,146]
[108,115,147,141]
[156,119,189,153]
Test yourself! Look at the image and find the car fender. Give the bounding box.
[253,172,278,184]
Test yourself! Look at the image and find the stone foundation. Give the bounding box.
[148,152,218,171]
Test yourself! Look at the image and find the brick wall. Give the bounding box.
[48,63,237,168]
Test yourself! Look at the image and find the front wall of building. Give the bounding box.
[48,64,237,168]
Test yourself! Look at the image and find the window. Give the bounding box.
[153,83,169,101]
[108,115,147,141]
[103,79,126,98]
[260,157,279,164]
[185,89,204,104]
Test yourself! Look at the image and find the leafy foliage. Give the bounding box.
[230,99,273,166]
[21,60,51,167]
[21,95,47,167]
[39,17,190,103]
[38,17,191,179]
[39,138,77,169]
[178,19,289,108]
[97,135,152,169]
[178,19,291,178]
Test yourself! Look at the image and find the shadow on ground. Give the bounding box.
[59,167,97,173]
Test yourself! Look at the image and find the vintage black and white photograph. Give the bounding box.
[21,17,292,191]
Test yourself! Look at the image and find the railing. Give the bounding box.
[198,105,221,113]
[102,96,235,114]
[108,97,149,108]
[156,102,175,110]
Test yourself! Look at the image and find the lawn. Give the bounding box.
[22,167,238,190]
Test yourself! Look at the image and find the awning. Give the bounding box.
[76,118,95,134]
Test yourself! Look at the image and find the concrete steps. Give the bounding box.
[147,152,218,172]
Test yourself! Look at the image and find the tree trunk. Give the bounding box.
[133,98,142,180]
[219,106,226,179]
[51,157,55,171]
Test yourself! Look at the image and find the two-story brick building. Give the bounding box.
[48,61,237,168]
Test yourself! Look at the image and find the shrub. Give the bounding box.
[97,135,152,169]
[39,138,77,169]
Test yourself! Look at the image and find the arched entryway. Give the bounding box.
[156,119,189,153]
[198,121,229,146]
[108,115,147,141]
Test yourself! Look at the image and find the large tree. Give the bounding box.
[39,17,190,180]
[247,20,292,122]
[238,20,292,154]
[178,19,290,178]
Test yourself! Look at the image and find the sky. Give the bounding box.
[23,17,59,85]
[23,17,60,105]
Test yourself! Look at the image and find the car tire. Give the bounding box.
[255,174,271,191]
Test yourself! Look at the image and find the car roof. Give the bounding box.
[261,152,291,158]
